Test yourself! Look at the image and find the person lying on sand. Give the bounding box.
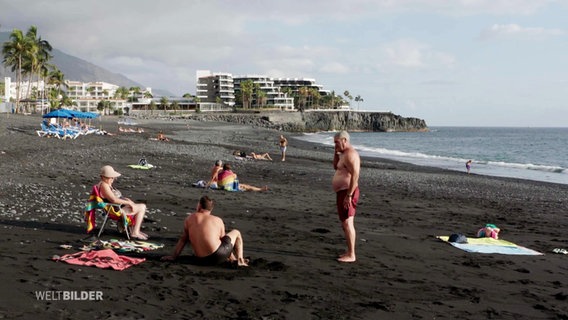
[250,152,273,161]
[217,163,269,192]
[161,196,249,267]
[157,131,169,141]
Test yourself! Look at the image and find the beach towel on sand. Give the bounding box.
[437,236,543,255]
[128,164,154,170]
[54,249,145,270]
[84,239,164,253]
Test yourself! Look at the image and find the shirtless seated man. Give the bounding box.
[161,196,249,267]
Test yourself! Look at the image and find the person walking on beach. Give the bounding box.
[161,196,249,267]
[279,135,288,161]
[466,160,472,174]
[332,131,360,263]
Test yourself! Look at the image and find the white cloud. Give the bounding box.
[479,23,565,40]
[378,40,456,69]
[2,0,566,126]
[319,62,351,74]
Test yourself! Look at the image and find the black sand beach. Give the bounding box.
[0,114,567,319]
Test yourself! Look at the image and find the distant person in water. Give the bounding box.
[466,160,472,174]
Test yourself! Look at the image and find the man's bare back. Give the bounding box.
[186,211,225,257]
[161,196,249,267]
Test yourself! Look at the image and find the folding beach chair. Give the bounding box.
[84,184,132,239]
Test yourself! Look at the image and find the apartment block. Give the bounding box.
[196,70,235,107]
[196,70,330,111]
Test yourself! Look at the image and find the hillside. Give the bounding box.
[0,32,173,96]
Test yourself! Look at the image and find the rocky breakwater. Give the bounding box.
[189,110,428,132]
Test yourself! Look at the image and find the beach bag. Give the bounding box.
[448,233,468,244]
[223,179,240,191]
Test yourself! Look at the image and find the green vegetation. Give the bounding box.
[1,25,65,113]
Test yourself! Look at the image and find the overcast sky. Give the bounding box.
[1,0,567,126]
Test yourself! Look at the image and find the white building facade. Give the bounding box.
[196,70,331,111]
[2,77,153,114]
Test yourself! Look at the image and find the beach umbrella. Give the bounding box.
[42,108,73,119]
[68,110,99,119]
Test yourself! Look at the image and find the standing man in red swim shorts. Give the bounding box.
[332,131,360,263]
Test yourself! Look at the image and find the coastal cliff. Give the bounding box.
[188,111,428,132]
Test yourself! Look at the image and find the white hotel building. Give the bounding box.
[2,77,150,114]
[196,70,330,111]
[65,80,129,113]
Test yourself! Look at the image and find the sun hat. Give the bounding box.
[100,165,121,178]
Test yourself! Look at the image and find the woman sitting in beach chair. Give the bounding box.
[92,165,149,240]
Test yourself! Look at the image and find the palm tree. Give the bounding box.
[256,90,267,109]
[159,96,169,112]
[343,90,353,109]
[171,100,179,113]
[60,95,76,108]
[23,26,52,112]
[354,95,364,110]
[308,88,321,109]
[329,90,337,108]
[114,87,129,100]
[2,28,33,113]
[298,87,309,111]
[129,86,141,102]
[149,100,156,115]
[97,99,111,115]
[240,80,254,109]
[47,68,65,99]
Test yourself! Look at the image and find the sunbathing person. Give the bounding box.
[217,163,268,192]
[250,152,273,161]
[161,196,249,267]
[157,131,169,141]
[98,165,149,240]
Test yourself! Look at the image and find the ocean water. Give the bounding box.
[296,127,568,185]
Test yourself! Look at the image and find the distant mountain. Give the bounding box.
[0,32,174,96]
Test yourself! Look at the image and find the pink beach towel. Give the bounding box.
[55,249,145,271]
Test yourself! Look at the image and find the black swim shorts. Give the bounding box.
[195,235,233,266]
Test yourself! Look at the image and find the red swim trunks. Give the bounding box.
[336,187,359,221]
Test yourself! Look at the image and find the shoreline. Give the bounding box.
[1,114,567,319]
